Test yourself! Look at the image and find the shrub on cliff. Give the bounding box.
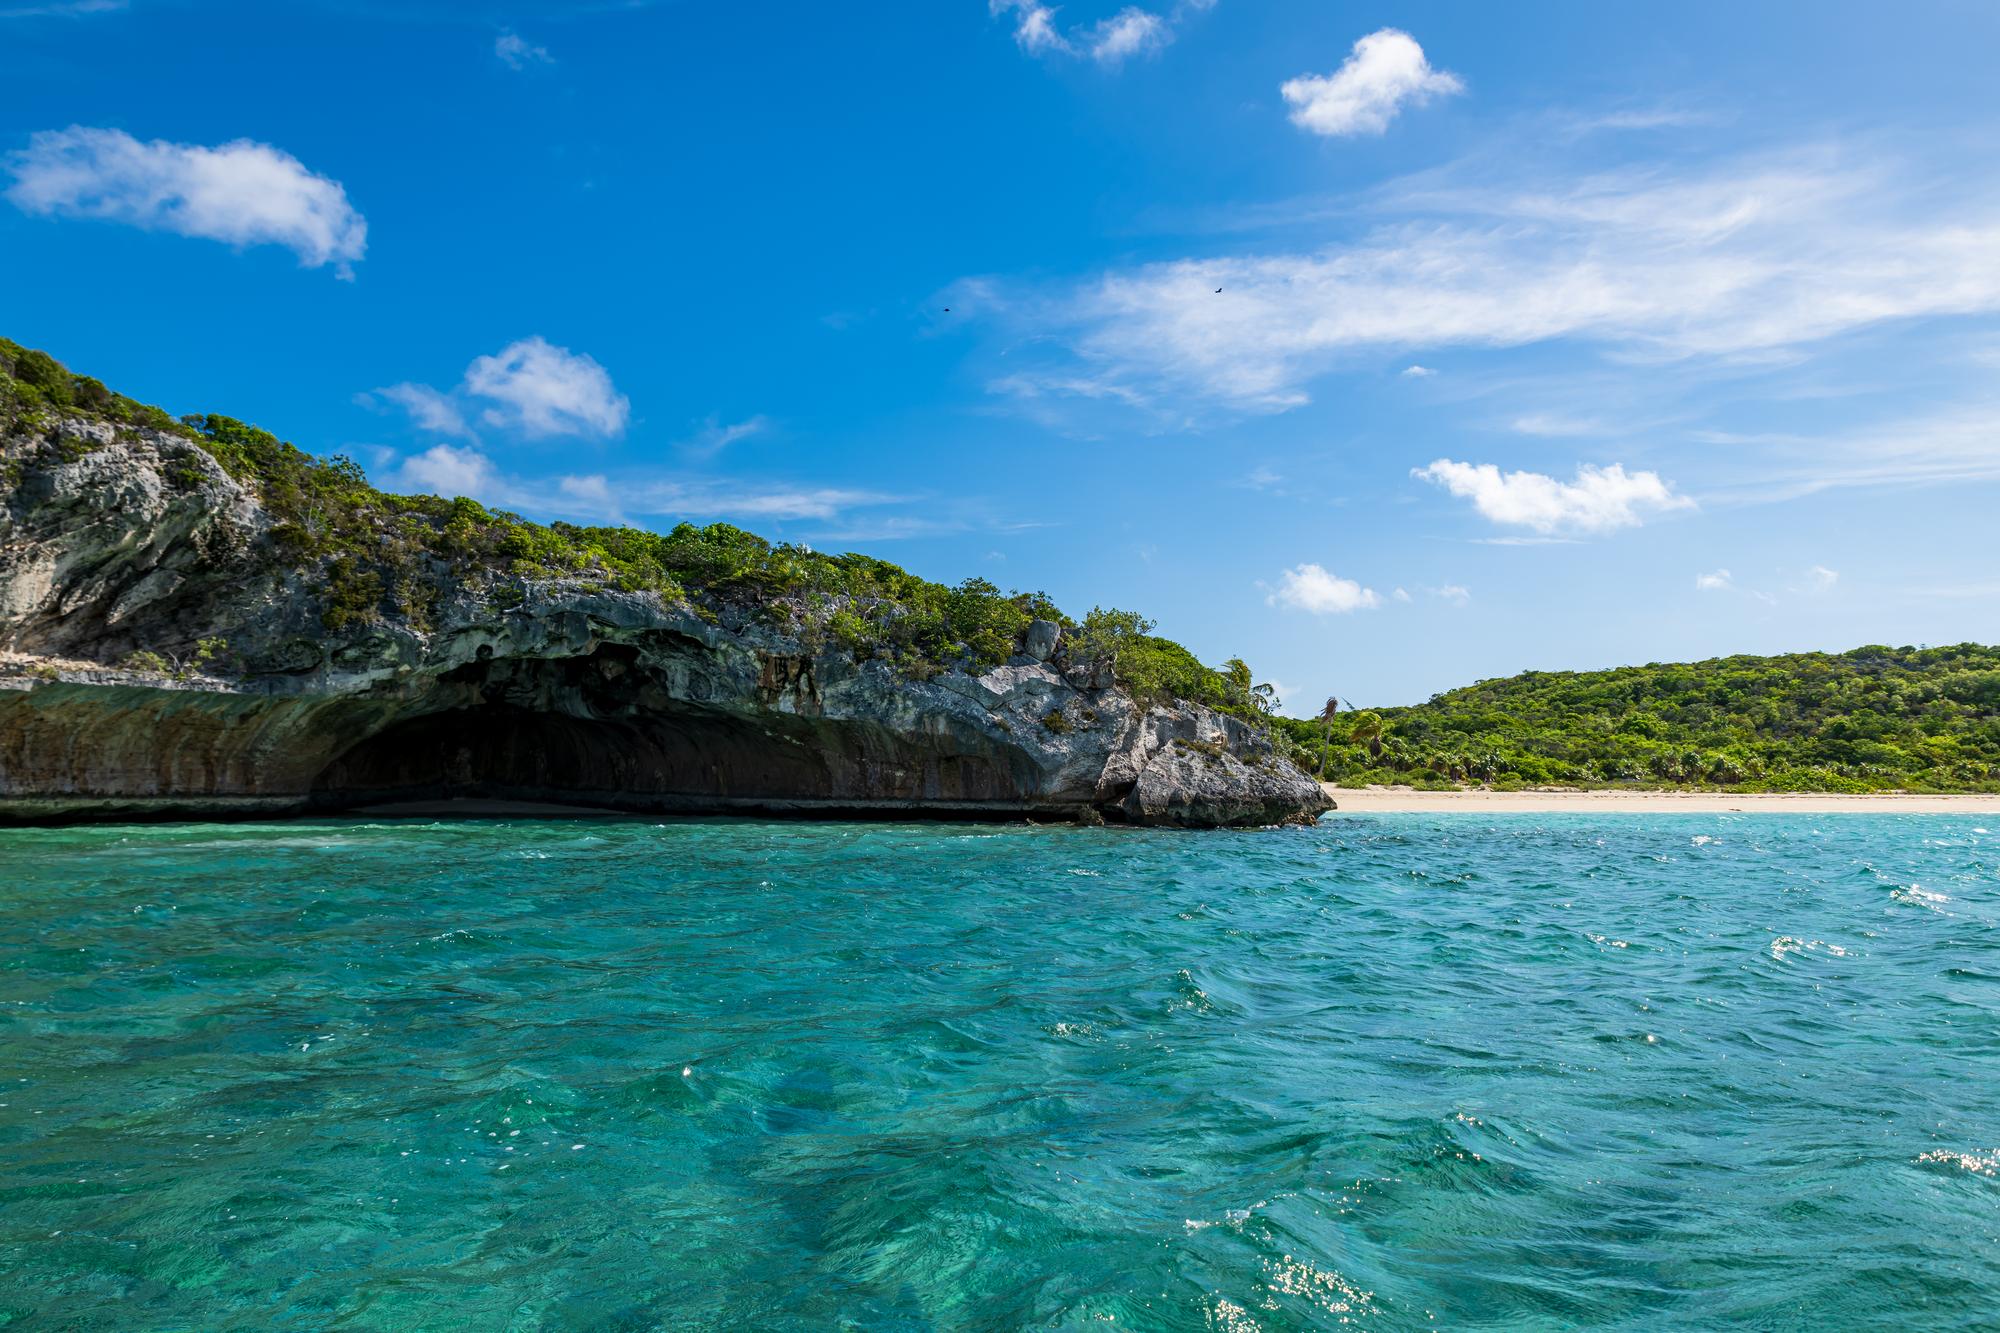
[0,336,1284,725]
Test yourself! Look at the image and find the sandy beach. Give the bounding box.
[1324,785,2000,814]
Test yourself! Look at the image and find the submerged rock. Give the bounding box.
[0,414,1330,828]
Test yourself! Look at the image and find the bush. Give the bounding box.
[0,336,1290,725]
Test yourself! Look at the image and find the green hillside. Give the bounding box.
[1277,646,2000,793]
[0,336,1274,720]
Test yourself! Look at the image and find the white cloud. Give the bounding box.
[385,444,895,526]
[1807,564,1839,590]
[464,337,629,438]
[1414,459,1694,535]
[4,126,365,274]
[682,414,771,459]
[1400,364,1436,378]
[374,337,630,442]
[991,0,1205,67]
[991,0,1071,54]
[1391,586,1412,602]
[393,444,501,503]
[1242,465,1282,489]
[1510,412,1602,437]
[1694,567,1776,603]
[1088,7,1168,65]
[368,384,469,437]
[0,0,125,17]
[1268,563,1381,614]
[1281,29,1463,138]
[1430,584,1471,606]
[976,147,2000,416]
[495,31,553,69]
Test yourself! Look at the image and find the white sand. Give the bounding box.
[1324,785,2000,814]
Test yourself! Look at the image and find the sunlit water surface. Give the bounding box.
[2,814,1998,1330]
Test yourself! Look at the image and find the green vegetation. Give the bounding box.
[0,337,1280,718]
[1277,646,2000,793]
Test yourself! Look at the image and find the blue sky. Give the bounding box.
[4,0,1998,708]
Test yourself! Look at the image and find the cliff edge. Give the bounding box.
[0,340,1330,828]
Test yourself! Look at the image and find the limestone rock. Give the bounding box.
[0,415,1331,828]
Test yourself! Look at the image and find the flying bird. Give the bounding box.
[1214,287,1222,293]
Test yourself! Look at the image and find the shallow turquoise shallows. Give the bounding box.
[3,815,1998,1330]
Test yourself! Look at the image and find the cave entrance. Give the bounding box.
[306,641,1053,819]
[311,706,633,812]
[309,701,841,815]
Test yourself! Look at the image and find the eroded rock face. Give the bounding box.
[0,420,1331,828]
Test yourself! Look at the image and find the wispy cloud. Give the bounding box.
[368,383,467,437]
[1700,401,2000,500]
[989,0,1210,68]
[971,145,2000,417]
[4,126,365,275]
[1510,412,1604,438]
[1087,7,1169,65]
[495,30,553,69]
[1415,459,1693,535]
[0,0,125,16]
[1694,567,1777,603]
[1281,29,1462,138]
[680,414,771,459]
[385,443,897,527]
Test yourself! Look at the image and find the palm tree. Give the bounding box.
[1316,696,1341,777]
[1349,709,1385,761]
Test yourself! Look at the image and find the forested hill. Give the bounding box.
[1277,644,2000,793]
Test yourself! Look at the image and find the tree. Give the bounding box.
[1348,709,1385,760]
[1316,696,1341,777]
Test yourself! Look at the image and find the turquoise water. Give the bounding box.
[2,815,1998,1330]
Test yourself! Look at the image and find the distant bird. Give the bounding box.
[943,307,951,312]
[1214,287,1222,293]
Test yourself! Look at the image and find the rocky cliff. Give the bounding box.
[0,353,1329,828]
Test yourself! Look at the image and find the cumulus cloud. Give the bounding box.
[495,31,553,69]
[464,337,629,438]
[374,337,630,442]
[393,444,499,501]
[1430,584,1471,606]
[4,126,365,274]
[1414,459,1694,535]
[1695,568,1734,591]
[1807,564,1839,590]
[1400,364,1437,378]
[1281,29,1462,138]
[1268,563,1381,614]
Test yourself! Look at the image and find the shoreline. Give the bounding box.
[1323,785,2000,814]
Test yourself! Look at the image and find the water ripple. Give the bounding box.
[0,813,1996,1328]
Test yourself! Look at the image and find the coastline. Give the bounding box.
[1324,784,2000,814]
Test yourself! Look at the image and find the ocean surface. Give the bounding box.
[2,814,1997,1330]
